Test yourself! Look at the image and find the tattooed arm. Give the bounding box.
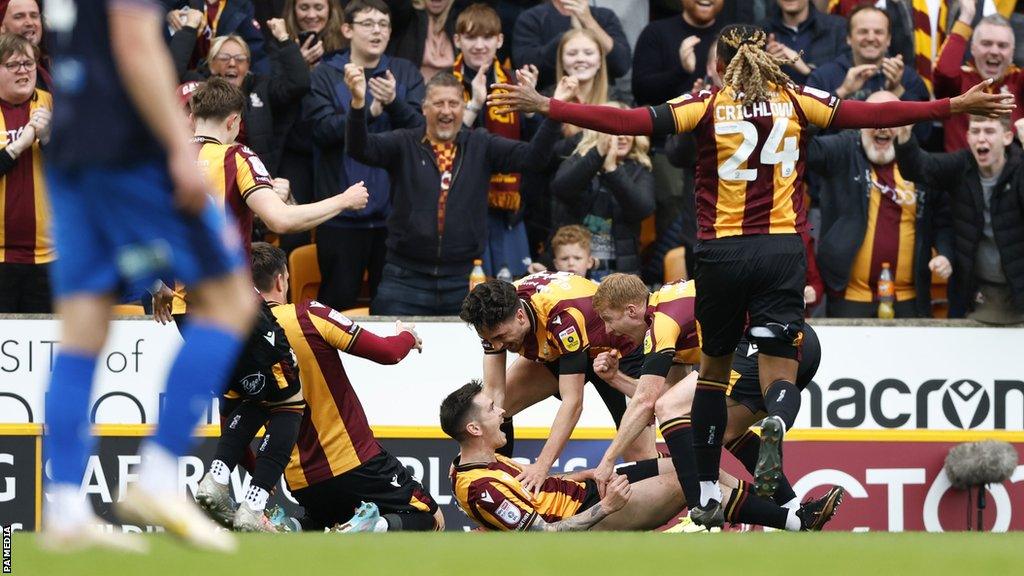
[528,475,631,532]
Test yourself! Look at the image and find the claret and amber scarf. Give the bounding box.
[452,53,522,213]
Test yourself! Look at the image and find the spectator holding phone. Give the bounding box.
[303,0,425,312]
[282,0,347,67]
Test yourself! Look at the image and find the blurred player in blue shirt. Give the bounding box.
[41,0,256,552]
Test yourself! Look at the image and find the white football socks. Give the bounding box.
[209,460,230,485]
[785,508,802,531]
[243,485,269,512]
[699,481,722,507]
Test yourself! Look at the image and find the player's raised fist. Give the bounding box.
[592,350,620,381]
[339,180,369,211]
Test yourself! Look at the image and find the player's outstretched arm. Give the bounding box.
[529,474,630,532]
[831,79,1015,130]
[517,372,586,494]
[346,321,420,364]
[488,74,666,137]
[593,373,668,490]
[245,181,369,234]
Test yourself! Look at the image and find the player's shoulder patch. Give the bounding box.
[798,84,839,107]
[328,309,354,328]
[643,330,653,355]
[558,326,581,352]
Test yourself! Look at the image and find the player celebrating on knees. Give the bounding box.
[246,243,442,533]
[489,24,1014,527]
[590,273,842,530]
[459,273,656,495]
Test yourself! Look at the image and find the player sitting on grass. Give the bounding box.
[440,381,835,531]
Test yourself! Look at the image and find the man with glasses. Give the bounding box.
[303,0,425,313]
[0,33,52,314]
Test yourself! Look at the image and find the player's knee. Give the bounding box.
[654,393,684,421]
[748,322,800,360]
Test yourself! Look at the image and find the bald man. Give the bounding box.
[807,90,953,318]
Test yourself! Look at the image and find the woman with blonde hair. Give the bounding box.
[550,101,654,281]
[554,27,608,105]
[282,0,347,66]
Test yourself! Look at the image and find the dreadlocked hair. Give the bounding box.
[716,25,796,104]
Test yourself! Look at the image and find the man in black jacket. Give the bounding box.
[345,68,567,315]
[807,91,953,318]
[896,115,1024,324]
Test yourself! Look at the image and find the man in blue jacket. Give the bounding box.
[808,4,930,139]
[345,69,570,316]
[303,0,425,312]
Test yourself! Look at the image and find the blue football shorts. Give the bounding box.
[46,161,246,299]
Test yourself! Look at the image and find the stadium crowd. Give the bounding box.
[19,0,1024,546]
[2,0,1024,322]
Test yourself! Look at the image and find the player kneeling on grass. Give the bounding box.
[195,289,306,532]
[200,243,444,533]
[440,381,819,531]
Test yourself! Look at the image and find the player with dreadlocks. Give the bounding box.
[488,24,1015,529]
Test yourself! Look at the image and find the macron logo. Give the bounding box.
[390,475,401,488]
[263,331,275,346]
[480,491,494,504]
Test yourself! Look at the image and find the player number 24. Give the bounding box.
[716,118,798,181]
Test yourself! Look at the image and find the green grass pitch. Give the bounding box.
[12,532,1024,576]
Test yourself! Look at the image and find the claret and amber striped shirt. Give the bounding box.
[662,84,840,240]
[450,454,597,531]
[482,272,637,368]
[0,89,53,265]
[274,299,418,491]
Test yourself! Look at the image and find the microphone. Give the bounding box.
[943,440,1019,531]
[944,440,1018,489]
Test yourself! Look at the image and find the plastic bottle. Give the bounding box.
[877,262,895,319]
[469,259,486,291]
[496,265,513,283]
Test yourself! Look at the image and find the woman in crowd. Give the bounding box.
[389,0,461,82]
[277,0,345,219]
[554,28,609,106]
[172,26,310,177]
[282,0,346,66]
[550,102,655,281]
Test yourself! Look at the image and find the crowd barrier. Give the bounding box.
[1,316,1022,531]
